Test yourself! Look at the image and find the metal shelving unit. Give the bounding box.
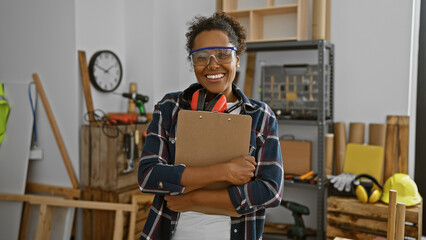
[247,39,334,240]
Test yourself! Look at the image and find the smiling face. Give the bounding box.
[191,30,240,102]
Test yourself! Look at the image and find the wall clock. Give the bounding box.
[88,50,123,92]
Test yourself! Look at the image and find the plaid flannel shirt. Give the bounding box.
[138,84,283,240]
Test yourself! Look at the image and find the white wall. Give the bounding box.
[0,0,78,239]
[76,0,127,114]
[125,0,216,113]
[330,0,420,177]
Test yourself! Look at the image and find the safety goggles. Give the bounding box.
[189,46,237,66]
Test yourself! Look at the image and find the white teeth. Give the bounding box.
[206,74,224,79]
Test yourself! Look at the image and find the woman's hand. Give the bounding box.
[164,193,194,212]
[225,155,257,185]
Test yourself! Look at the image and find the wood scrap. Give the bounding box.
[32,73,79,189]
[78,51,96,124]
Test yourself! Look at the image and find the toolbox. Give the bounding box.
[261,64,331,120]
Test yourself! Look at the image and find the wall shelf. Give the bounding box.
[222,0,309,42]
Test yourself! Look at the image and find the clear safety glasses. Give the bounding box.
[189,46,237,66]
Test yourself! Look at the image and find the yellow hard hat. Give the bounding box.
[381,173,422,206]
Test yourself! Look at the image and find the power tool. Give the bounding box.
[122,92,149,117]
[281,200,310,239]
[106,113,147,125]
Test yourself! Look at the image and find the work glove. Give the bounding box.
[329,172,356,192]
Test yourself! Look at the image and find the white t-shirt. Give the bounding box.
[172,101,241,240]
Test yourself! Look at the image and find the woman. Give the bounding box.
[138,12,283,240]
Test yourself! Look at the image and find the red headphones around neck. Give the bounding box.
[190,88,227,112]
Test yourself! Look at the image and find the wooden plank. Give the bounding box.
[325,0,331,41]
[90,126,101,188]
[35,204,53,240]
[312,0,327,40]
[81,125,91,187]
[32,73,79,189]
[216,0,223,12]
[113,210,124,240]
[327,212,418,238]
[243,52,256,98]
[82,188,93,240]
[250,11,263,41]
[25,182,81,199]
[397,116,409,174]
[101,126,116,189]
[78,51,96,124]
[297,0,309,41]
[327,212,387,232]
[0,193,136,211]
[384,115,398,181]
[327,196,421,223]
[128,196,139,240]
[19,203,31,240]
[388,190,397,240]
[395,203,406,240]
[222,0,237,12]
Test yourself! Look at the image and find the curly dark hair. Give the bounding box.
[185,12,247,57]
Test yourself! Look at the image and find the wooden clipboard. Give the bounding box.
[175,110,252,217]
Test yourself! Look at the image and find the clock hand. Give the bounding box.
[95,64,108,73]
[105,65,114,73]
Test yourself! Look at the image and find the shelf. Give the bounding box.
[247,39,334,52]
[226,4,297,16]
[222,0,309,42]
[284,179,319,189]
[284,179,330,190]
[278,119,333,126]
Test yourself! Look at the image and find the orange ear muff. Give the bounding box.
[190,89,227,113]
[190,89,202,111]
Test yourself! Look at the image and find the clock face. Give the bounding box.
[88,50,123,92]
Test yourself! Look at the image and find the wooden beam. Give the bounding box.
[113,210,124,240]
[35,204,53,240]
[385,115,398,181]
[0,193,136,212]
[395,203,406,240]
[397,116,409,174]
[78,51,96,124]
[32,73,79,189]
[387,190,397,240]
[26,182,81,199]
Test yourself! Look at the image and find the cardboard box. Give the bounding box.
[280,140,312,175]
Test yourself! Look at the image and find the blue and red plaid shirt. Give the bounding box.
[138,84,283,240]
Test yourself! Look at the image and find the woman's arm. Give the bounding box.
[180,155,256,193]
[227,110,284,215]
